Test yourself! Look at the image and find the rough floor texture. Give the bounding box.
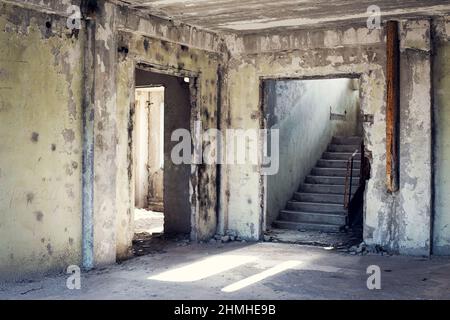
[267,228,362,249]
[0,242,449,300]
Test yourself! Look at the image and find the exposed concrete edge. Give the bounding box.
[225,16,449,56]
[225,24,385,56]
[0,0,82,17]
[0,0,225,53]
[115,3,224,53]
[81,18,95,271]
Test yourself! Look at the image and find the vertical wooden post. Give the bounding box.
[386,21,400,192]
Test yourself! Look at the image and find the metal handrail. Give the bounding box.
[344,141,365,209]
[343,149,359,209]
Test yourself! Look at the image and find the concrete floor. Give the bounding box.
[1,241,449,300]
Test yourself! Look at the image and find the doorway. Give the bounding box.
[261,77,365,248]
[134,86,165,236]
[132,67,193,246]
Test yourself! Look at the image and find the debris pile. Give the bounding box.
[207,230,247,244]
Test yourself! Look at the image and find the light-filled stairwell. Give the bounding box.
[273,136,362,232]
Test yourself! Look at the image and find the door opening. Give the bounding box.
[261,77,367,247]
[134,86,165,237]
[132,68,193,252]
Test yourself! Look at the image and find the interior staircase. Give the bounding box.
[273,136,362,232]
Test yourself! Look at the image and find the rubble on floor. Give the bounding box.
[131,232,191,257]
[264,227,364,252]
[131,226,390,258]
[206,230,247,244]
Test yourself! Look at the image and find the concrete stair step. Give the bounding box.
[327,144,361,153]
[274,136,362,233]
[311,167,360,177]
[299,183,353,194]
[279,210,347,225]
[286,201,347,214]
[317,159,361,169]
[305,175,359,185]
[294,192,347,204]
[322,152,361,160]
[272,220,343,233]
[332,136,362,145]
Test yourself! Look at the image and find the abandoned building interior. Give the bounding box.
[0,0,450,299]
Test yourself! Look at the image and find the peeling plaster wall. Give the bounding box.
[116,5,221,53]
[115,29,222,257]
[0,0,446,283]
[0,3,84,280]
[395,20,432,255]
[433,17,450,256]
[0,0,223,277]
[223,21,437,254]
[222,25,387,241]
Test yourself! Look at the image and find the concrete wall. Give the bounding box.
[221,20,438,255]
[0,3,83,280]
[0,0,447,283]
[115,8,223,258]
[264,78,360,225]
[394,20,432,255]
[433,18,450,256]
[0,0,223,277]
[220,25,387,241]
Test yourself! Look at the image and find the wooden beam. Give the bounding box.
[386,21,400,192]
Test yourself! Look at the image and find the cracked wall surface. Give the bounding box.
[221,20,445,256]
[0,0,448,282]
[0,2,84,280]
[221,25,387,241]
[115,9,223,258]
[434,17,450,255]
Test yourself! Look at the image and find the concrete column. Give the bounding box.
[397,20,432,255]
[82,0,118,267]
[93,0,118,265]
[433,17,450,255]
[81,16,95,270]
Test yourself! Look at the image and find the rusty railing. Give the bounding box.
[344,141,364,209]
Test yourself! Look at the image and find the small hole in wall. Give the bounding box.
[45,21,52,29]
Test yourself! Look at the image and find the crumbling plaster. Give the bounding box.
[0,0,448,282]
[112,0,450,33]
[0,0,224,277]
[433,17,450,255]
[115,16,223,258]
[220,21,440,255]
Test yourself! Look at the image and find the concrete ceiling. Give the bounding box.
[117,0,450,33]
